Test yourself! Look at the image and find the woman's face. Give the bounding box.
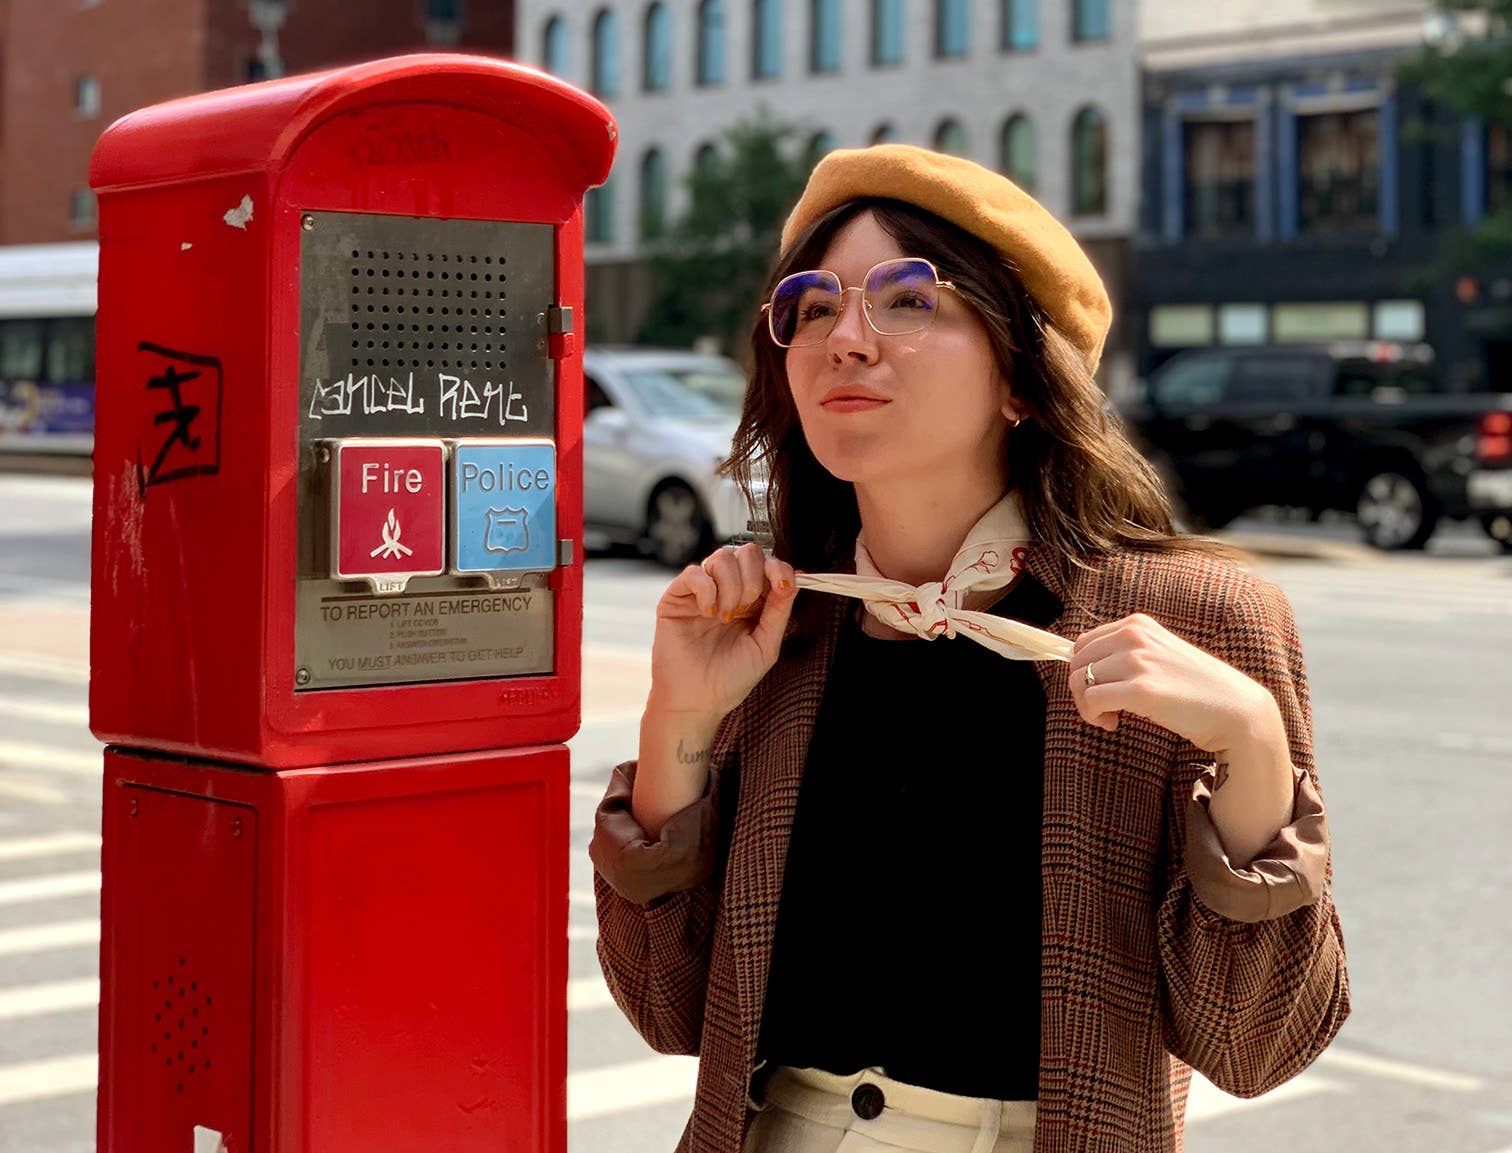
[783,210,1020,490]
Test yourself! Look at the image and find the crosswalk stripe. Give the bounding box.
[0,654,89,686]
[1186,1071,1339,1122]
[0,1053,97,1108]
[0,977,97,1021]
[0,918,100,958]
[1313,1047,1483,1092]
[0,832,100,861]
[0,871,99,907]
[0,777,67,805]
[566,1054,697,1122]
[0,741,98,777]
[0,697,90,727]
[567,974,615,1013]
[568,889,594,907]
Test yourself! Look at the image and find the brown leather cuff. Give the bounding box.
[588,760,719,907]
[1185,764,1328,925]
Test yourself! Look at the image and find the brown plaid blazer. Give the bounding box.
[592,544,1349,1152]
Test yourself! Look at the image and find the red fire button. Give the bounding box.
[331,439,445,589]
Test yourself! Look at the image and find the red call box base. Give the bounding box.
[98,744,568,1153]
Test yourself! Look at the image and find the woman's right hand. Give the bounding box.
[648,542,799,720]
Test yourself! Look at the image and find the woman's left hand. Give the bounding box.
[1068,612,1278,753]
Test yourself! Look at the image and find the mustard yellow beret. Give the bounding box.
[780,144,1112,374]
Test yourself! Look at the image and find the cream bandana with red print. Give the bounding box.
[793,490,1074,661]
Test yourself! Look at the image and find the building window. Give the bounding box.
[643,2,671,90]
[1072,106,1108,215]
[811,0,841,73]
[427,0,462,17]
[1297,108,1379,234]
[1072,0,1107,42]
[1218,303,1267,344]
[70,188,97,231]
[543,15,570,76]
[1488,123,1512,213]
[697,0,726,85]
[640,148,667,240]
[1272,301,1369,341]
[1149,304,1214,348]
[872,122,898,144]
[753,0,782,78]
[872,0,904,66]
[999,114,1036,191]
[591,8,620,96]
[587,178,616,244]
[74,75,101,118]
[695,142,720,182]
[934,118,969,156]
[1374,300,1425,341]
[1001,0,1036,50]
[1183,118,1255,238]
[935,0,968,58]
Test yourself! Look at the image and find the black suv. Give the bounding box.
[1119,342,1512,551]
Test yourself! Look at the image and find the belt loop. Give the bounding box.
[967,1098,1002,1153]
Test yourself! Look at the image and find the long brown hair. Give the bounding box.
[721,198,1242,633]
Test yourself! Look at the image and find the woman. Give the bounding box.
[591,144,1348,1153]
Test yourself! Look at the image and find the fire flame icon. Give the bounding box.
[370,508,413,560]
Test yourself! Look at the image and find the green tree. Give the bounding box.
[636,111,819,353]
[1401,2,1512,265]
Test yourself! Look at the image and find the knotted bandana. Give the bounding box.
[793,490,1073,662]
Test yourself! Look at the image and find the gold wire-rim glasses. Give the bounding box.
[760,256,958,348]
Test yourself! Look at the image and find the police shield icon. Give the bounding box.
[484,506,530,554]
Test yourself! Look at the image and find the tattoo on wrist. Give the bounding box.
[676,739,708,767]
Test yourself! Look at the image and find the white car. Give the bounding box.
[583,346,759,567]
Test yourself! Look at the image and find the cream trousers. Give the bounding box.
[742,1065,1036,1153]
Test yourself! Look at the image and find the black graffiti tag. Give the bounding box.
[135,342,223,496]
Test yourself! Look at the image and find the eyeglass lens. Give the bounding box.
[768,258,941,347]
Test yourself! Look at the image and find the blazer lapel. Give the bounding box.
[728,596,848,1073]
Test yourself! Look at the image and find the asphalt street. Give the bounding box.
[0,475,1508,1152]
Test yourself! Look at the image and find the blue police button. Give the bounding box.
[451,440,557,573]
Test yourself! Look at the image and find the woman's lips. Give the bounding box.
[820,398,891,412]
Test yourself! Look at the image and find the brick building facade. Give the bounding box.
[0,0,515,245]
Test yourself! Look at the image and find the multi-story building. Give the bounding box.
[0,0,513,453]
[0,0,512,246]
[1135,1,1510,391]
[521,0,1140,388]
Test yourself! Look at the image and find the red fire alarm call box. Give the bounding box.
[88,56,615,1153]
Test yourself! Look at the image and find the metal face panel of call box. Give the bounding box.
[297,213,556,690]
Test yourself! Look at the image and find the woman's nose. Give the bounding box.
[826,287,877,360]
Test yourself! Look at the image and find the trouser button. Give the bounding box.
[851,1083,885,1120]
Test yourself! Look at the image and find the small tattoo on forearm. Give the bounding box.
[676,739,708,766]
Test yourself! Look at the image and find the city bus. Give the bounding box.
[0,242,98,454]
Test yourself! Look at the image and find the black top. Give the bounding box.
[755,574,1061,1102]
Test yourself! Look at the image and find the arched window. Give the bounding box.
[694,141,720,183]
[587,176,616,244]
[639,148,667,240]
[753,0,782,78]
[542,14,570,75]
[697,0,726,85]
[872,0,904,65]
[1071,105,1108,214]
[1072,0,1108,42]
[643,2,671,89]
[806,130,835,167]
[934,118,969,156]
[810,0,842,72]
[1001,0,1036,50]
[590,9,620,96]
[999,113,1036,190]
[935,0,968,58]
[871,122,898,144]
